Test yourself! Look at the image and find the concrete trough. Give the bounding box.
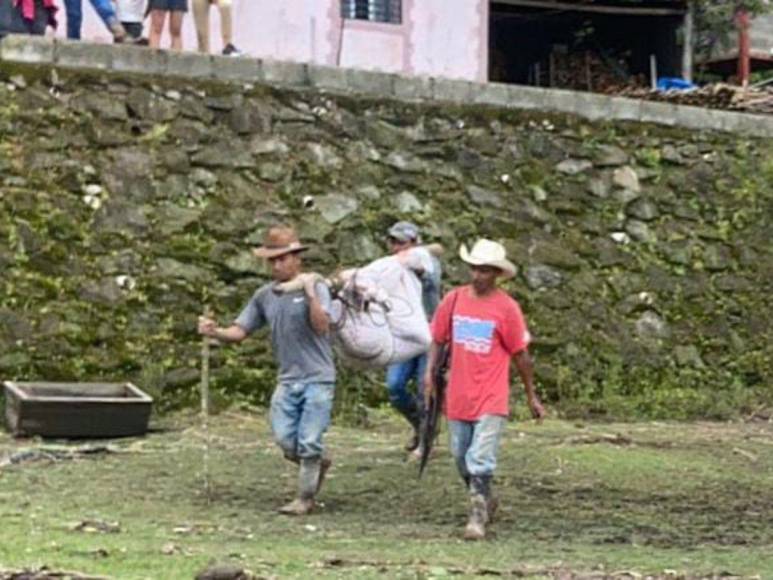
[3,381,153,438]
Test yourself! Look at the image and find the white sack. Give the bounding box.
[331,250,432,368]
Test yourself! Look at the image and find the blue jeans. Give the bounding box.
[270,382,334,461]
[64,0,118,39]
[385,353,427,427]
[448,415,507,481]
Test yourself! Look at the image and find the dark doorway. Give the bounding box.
[489,1,686,90]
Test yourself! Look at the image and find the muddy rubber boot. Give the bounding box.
[463,493,489,541]
[316,456,332,494]
[278,457,320,516]
[479,476,498,523]
[487,495,499,523]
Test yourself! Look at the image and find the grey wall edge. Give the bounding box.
[2,35,772,138]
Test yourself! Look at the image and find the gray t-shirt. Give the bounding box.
[403,247,442,319]
[235,281,335,384]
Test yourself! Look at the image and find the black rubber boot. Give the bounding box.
[401,402,422,451]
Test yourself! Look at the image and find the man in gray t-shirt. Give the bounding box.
[198,225,335,516]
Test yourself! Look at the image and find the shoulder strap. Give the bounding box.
[447,287,462,344]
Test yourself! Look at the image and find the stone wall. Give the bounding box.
[0,60,771,418]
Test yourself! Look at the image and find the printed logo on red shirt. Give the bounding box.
[452,315,496,354]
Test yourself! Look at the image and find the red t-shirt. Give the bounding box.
[430,286,531,421]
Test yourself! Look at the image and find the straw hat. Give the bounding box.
[252,226,309,259]
[459,239,517,278]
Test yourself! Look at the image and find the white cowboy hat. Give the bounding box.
[459,239,517,279]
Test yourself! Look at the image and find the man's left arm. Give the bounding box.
[305,279,331,336]
[513,349,546,420]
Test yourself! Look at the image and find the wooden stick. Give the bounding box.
[200,306,213,503]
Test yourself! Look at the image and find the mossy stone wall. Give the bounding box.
[1,64,771,419]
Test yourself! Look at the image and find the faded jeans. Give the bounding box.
[270,382,334,461]
[448,414,507,480]
[385,353,427,426]
[64,0,118,39]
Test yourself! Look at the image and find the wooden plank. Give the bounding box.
[494,0,686,16]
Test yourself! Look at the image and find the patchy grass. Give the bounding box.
[1,411,772,579]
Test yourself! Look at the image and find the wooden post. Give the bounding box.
[549,51,555,87]
[200,306,213,503]
[200,306,212,417]
[585,50,592,91]
[736,8,751,88]
[650,54,658,90]
[682,1,694,82]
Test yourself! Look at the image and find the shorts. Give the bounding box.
[147,0,188,12]
[122,21,143,38]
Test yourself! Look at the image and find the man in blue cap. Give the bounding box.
[385,221,442,455]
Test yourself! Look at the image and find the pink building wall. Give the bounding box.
[73,0,488,82]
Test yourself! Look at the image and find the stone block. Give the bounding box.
[504,85,548,111]
[165,51,213,79]
[261,58,309,87]
[597,96,641,123]
[393,74,433,101]
[111,45,166,76]
[471,81,511,107]
[346,68,395,97]
[0,34,54,64]
[54,39,112,71]
[716,111,773,138]
[308,64,350,94]
[564,91,610,121]
[671,105,721,133]
[432,77,475,103]
[639,100,680,127]
[211,55,262,83]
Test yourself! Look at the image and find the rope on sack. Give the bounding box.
[330,270,397,366]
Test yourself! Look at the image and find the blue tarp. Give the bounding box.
[657,77,697,91]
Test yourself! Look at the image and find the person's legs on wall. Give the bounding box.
[63,0,82,39]
[169,9,184,50]
[88,0,126,41]
[217,0,241,55]
[191,0,209,52]
[148,9,166,48]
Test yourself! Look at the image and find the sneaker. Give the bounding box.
[222,43,243,57]
[278,498,314,516]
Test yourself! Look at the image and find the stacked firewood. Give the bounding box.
[612,83,773,115]
[543,49,641,92]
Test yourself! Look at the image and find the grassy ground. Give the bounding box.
[1,410,772,579]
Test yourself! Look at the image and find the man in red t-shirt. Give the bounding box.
[424,239,545,540]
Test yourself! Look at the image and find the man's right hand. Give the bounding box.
[198,316,217,338]
[423,370,435,406]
